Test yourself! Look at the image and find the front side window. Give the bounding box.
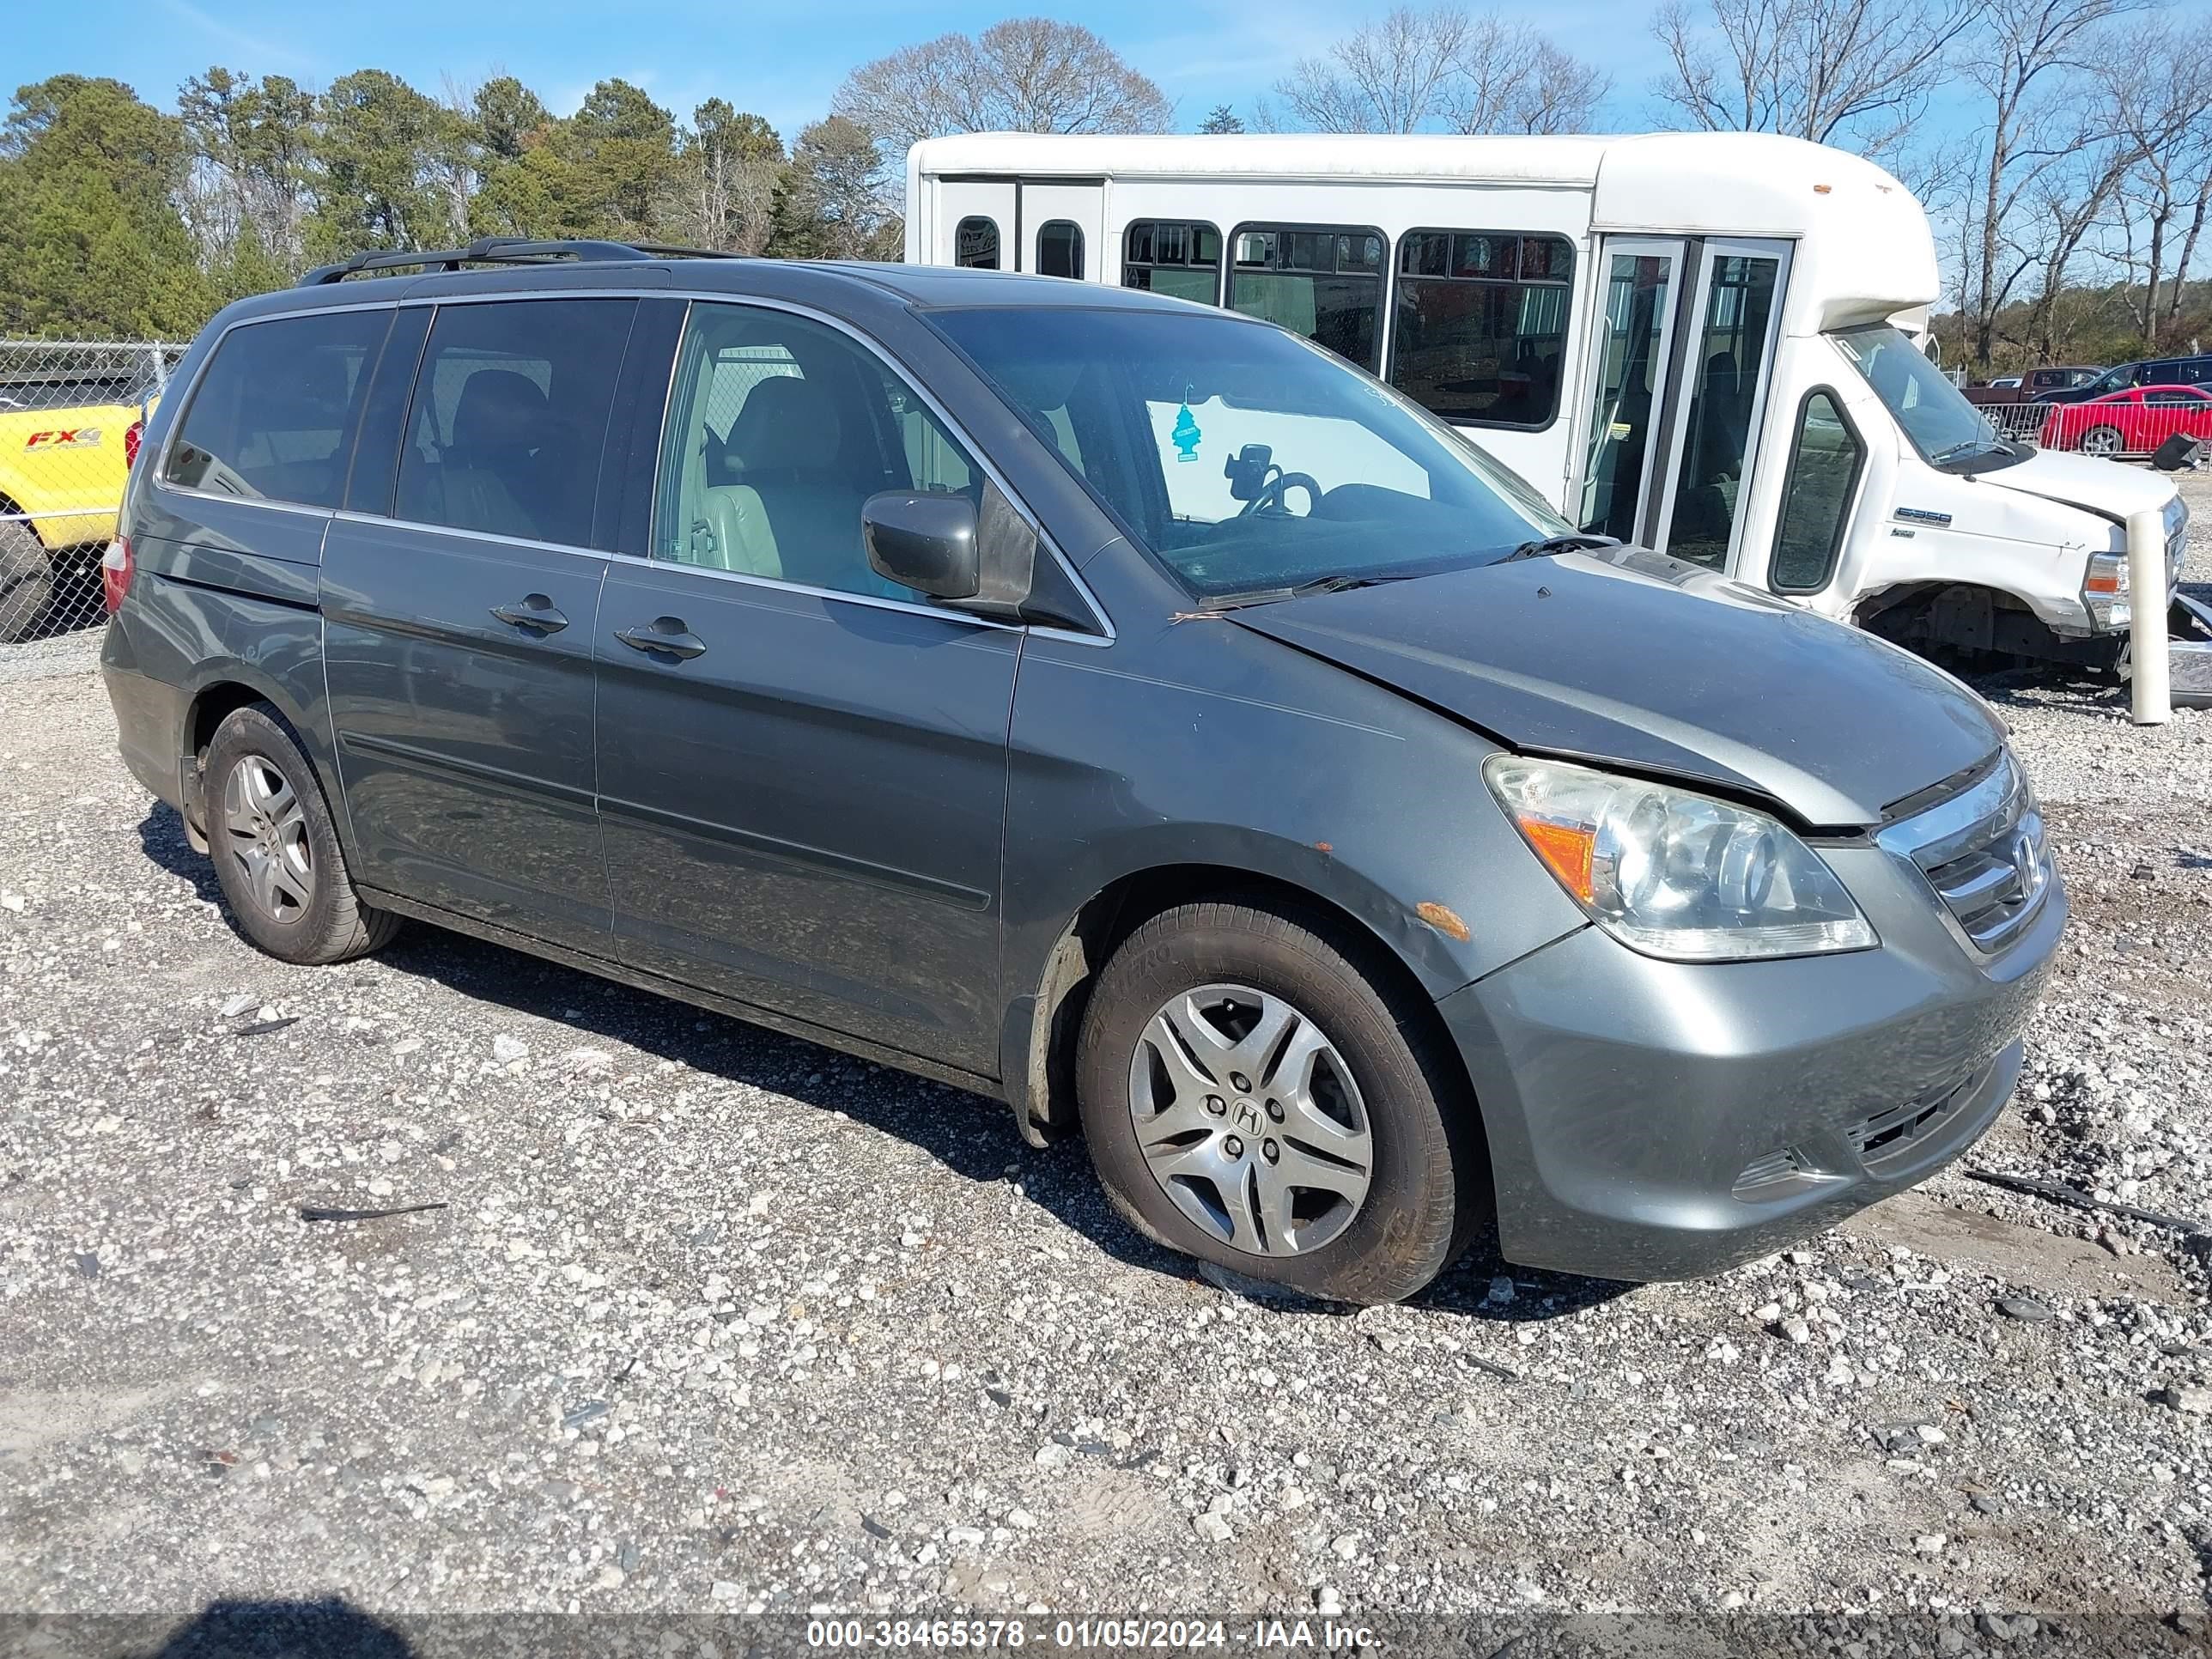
[1037,221,1085,280]
[1769,390,1864,593]
[165,309,392,507]
[955,217,1000,270]
[1389,231,1574,428]
[1835,323,2027,474]
[929,305,1568,604]
[1123,220,1220,305]
[1228,224,1384,373]
[393,299,635,547]
[653,304,981,599]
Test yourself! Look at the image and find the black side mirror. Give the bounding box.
[864,491,979,599]
[864,484,1036,615]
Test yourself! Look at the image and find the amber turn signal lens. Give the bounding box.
[1516,816,1595,903]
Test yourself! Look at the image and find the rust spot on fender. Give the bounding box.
[1314,842,1333,854]
[1414,901,1470,943]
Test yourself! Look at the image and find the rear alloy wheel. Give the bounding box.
[0,521,54,644]
[1077,899,1479,1304]
[2079,424,2124,459]
[203,703,399,965]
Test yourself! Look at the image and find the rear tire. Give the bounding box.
[1076,898,1480,1305]
[0,521,53,644]
[203,703,399,965]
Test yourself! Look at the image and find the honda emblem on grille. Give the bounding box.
[2010,830,2044,900]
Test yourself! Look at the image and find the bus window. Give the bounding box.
[1124,221,1220,304]
[1228,224,1385,373]
[955,217,1001,270]
[1390,231,1573,428]
[1038,221,1085,280]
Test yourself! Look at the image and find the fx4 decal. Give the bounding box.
[25,428,103,450]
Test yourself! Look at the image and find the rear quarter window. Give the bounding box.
[164,309,393,508]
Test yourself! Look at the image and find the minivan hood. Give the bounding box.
[1229,548,2004,827]
[1966,446,2177,526]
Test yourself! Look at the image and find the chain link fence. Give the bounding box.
[0,341,186,644]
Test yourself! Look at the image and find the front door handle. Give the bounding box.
[614,617,708,661]
[489,595,568,633]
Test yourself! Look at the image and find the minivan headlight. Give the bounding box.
[1483,756,1878,962]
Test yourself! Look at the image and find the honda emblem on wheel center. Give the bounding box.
[1233,1100,1262,1135]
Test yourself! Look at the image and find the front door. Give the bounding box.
[592,299,1018,1073]
[320,295,639,952]
[1019,180,1106,279]
[1575,236,1790,571]
[933,180,1018,271]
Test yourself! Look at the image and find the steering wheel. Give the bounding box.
[1238,470,1322,517]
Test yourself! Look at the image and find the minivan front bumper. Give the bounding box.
[1437,856,2065,1282]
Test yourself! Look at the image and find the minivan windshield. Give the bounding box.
[1834,324,2028,473]
[927,305,1573,603]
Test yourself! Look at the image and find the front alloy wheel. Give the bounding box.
[1076,898,1479,1304]
[1127,983,1372,1257]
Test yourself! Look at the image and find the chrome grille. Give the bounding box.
[1875,750,2051,957]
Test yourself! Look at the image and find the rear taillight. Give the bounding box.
[101,538,133,614]
[124,419,143,469]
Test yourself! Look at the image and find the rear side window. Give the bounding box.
[164,309,392,508]
[1037,220,1085,280]
[955,217,1000,270]
[1124,220,1220,304]
[1390,231,1574,428]
[394,299,636,548]
[1228,224,1385,373]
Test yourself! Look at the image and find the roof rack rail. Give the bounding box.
[298,236,744,287]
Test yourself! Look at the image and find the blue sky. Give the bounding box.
[22,0,1664,143]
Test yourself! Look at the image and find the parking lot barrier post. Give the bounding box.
[2129,505,2170,726]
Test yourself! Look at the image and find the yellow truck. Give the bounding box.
[0,380,152,641]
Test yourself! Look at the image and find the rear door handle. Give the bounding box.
[614,618,708,661]
[489,595,568,633]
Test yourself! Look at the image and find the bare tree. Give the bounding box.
[834,18,1172,152]
[2091,15,2212,349]
[1504,40,1613,135]
[768,117,900,260]
[1275,5,1608,135]
[679,100,782,254]
[1650,0,1974,157]
[1275,7,1474,133]
[1958,0,2153,366]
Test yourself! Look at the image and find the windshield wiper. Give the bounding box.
[1207,572,1418,609]
[1500,532,1620,563]
[1929,436,2010,466]
[1288,572,1415,597]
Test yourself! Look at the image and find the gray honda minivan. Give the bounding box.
[100,240,2063,1304]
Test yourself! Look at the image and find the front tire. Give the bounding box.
[0,521,53,644]
[2080,424,2124,459]
[203,704,398,965]
[1076,899,1479,1304]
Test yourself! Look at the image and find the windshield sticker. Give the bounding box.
[1171,392,1202,463]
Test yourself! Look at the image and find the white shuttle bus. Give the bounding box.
[907,131,2189,672]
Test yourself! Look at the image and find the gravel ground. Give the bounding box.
[3,475,2211,1647]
